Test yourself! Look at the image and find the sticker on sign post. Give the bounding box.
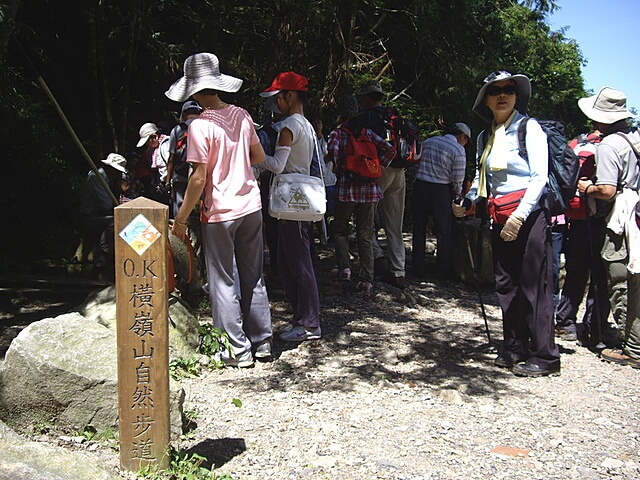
[119,214,162,256]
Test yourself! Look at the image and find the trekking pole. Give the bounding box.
[455,198,494,351]
[584,203,606,349]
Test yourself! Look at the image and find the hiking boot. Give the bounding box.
[494,351,527,369]
[213,350,255,368]
[388,275,406,289]
[254,339,272,360]
[279,326,322,342]
[600,348,640,369]
[341,268,352,282]
[512,360,561,377]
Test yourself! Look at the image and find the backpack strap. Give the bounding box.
[614,130,640,189]
[615,130,640,161]
[516,116,531,161]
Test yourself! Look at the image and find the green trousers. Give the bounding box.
[602,228,640,359]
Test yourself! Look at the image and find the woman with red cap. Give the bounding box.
[259,71,322,342]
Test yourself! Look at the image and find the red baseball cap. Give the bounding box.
[260,71,309,97]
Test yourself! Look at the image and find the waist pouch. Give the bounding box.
[488,189,526,225]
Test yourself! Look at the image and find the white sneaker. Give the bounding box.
[279,326,322,342]
[213,350,254,368]
[254,339,272,359]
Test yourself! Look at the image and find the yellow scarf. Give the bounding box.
[478,110,517,198]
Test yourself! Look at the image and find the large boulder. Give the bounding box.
[79,285,201,361]
[0,313,184,439]
[0,420,119,480]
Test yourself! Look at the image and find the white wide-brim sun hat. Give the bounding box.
[165,52,243,102]
[472,71,531,122]
[578,86,635,125]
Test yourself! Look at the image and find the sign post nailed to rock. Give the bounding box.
[114,197,170,471]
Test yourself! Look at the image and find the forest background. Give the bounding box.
[0,0,597,272]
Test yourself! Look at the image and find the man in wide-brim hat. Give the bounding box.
[576,86,640,369]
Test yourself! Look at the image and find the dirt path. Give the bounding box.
[2,244,639,479]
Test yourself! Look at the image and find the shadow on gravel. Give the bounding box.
[185,438,247,469]
[213,244,526,400]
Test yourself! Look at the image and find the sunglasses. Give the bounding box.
[486,85,517,96]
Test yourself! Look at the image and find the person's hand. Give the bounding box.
[577,177,593,196]
[451,198,469,218]
[500,214,524,242]
[171,219,188,241]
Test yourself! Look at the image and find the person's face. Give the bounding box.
[147,133,159,149]
[275,91,292,115]
[313,119,323,135]
[484,80,517,121]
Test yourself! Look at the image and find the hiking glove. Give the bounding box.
[500,214,524,242]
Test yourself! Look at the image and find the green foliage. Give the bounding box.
[3,0,595,268]
[138,449,234,480]
[197,324,232,358]
[183,408,199,422]
[231,398,242,408]
[169,357,201,380]
[78,424,118,442]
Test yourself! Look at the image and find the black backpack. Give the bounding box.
[516,117,580,216]
[172,122,190,177]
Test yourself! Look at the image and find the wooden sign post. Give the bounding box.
[114,197,170,472]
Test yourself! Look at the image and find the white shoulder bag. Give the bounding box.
[268,119,326,222]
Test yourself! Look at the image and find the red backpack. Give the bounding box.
[339,126,382,181]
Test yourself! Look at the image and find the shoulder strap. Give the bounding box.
[614,131,640,188]
[615,131,640,161]
[516,116,531,161]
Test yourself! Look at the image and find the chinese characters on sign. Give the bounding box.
[115,200,170,472]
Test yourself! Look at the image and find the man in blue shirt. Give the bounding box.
[412,123,470,279]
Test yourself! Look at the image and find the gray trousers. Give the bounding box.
[202,210,272,355]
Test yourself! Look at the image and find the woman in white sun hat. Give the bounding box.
[166,52,272,368]
[452,70,560,377]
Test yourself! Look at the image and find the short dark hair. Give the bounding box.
[280,90,308,106]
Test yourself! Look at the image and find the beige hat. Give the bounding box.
[165,52,243,102]
[578,86,635,124]
[472,71,531,122]
[101,153,127,173]
[136,122,159,148]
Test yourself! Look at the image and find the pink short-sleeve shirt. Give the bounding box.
[187,105,262,223]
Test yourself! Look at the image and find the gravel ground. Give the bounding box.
[16,241,640,479]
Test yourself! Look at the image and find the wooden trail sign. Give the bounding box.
[114,197,170,471]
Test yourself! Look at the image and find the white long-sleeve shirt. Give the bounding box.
[466,112,548,220]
